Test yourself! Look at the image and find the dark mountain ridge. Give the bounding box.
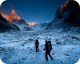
[0,14,20,32]
[46,0,80,30]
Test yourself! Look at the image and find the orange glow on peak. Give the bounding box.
[27,22,37,26]
[12,10,15,13]
[1,10,21,23]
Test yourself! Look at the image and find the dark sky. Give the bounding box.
[0,0,67,24]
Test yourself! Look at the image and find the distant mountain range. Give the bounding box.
[0,10,38,31]
[0,0,80,32]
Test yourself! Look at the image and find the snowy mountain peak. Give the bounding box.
[11,10,15,14]
[1,10,21,23]
[9,10,21,22]
[27,22,37,26]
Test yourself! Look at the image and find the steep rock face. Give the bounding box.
[56,0,76,19]
[0,14,20,32]
[46,0,80,30]
[63,1,80,26]
[56,0,80,23]
[56,0,69,18]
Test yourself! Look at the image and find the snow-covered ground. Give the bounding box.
[0,30,80,64]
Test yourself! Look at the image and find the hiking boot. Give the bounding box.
[46,60,48,61]
[51,58,53,61]
[46,59,48,61]
[38,49,39,51]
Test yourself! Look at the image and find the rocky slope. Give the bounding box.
[46,0,80,30]
[0,14,20,32]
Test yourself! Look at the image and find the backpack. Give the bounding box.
[36,40,38,46]
[48,41,52,50]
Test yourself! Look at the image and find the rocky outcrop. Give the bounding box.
[12,19,26,25]
[18,19,26,25]
[0,14,20,32]
[39,23,48,27]
[22,26,32,31]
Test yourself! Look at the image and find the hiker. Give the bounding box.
[43,40,53,61]
[34,40,39,53]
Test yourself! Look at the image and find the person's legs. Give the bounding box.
[45,51,48,61]
[48,51,53,60]
[36,46,37,52]
[37,46,39,51]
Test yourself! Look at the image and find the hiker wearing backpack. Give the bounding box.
[43,40,53,61]
[34,40,39,53]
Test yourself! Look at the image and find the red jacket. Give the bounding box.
[35,42,39,46]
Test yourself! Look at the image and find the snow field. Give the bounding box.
[0,30,80,64]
